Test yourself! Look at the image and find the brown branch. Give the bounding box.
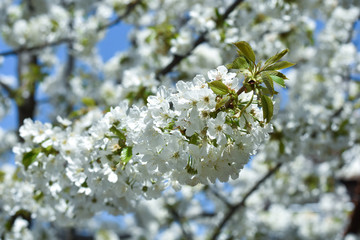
[209,162,283,240]
[343,178,360,236]
[98,0,142,31]
[208,186,233,208]
[156,0,244,79]
[166,203,194,240]
[341,18,360,236]
[156,34,207,78]
[0,38,72,57]
[188,211,216,220]
[222,0,244,20]
[17,55,37,132]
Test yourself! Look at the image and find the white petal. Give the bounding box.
[108,172,118,183]
[207,69,218,80]
[217,65,228,75]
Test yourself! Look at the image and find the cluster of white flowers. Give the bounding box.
[14,65,273,221]
[0,0,360,239]
[0,164,133,240]
[1,4,70,48]
[0,164,60,240]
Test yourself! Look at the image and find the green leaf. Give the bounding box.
[81,180,88,188]
[261,73,274,95]
[259,86,272,95]
[33,190,44,202]
[279,140,285,154]
[234,41,256,63]
[189,134,200,145]
[216,95,231,110]
[51,19,59,32]
[22,148,40,170]
[12,168,21,181]
[0,171,5,183]
[265,70,288,80]
[226,56,249,70]
[270,75,286,88]
[261,95,274,123]
[265,61,295,71]
[208,80,230,95]
[264,49,289,67]
[120,146,132,164]
[214,7,224,27]
[43,145,58,156]
[82,97,96,107]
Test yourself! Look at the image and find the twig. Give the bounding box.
[0,38,72,57]
[98,0,142,31]
[166,204,194,240]
[209,162,283,240]
[188,211,216,220]
[156,34,207,78]
[156,0,244,79]
[208,186,233,208]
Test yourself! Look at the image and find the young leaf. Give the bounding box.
[120,146,133,164]
[259,86,271,96]
[261,73,274,95]
[33,190,44,202]
[265,61,295,71]
[208,80,230,95]
[234,41,256,63]
[189,134,200,145]
[22,148,40,170]
[270,75,286,88]
[261,95,274,123]
[264,49,289,67]
[82,97,96,107]
[279,140,285,154]
[227,56,249,70]
[225,63,232,69]
[265,70,288,80]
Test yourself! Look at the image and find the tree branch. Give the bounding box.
[98,0,142,31]
[166,203,194,240]
[156,0,244,79]
[0,38,72,57]
[343,178,360,236]
[16,55,38,133]
[209,162,283,240]
[188,211,216,220]
[208,186,233,208]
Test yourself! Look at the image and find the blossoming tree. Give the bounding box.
[0,0,360,239]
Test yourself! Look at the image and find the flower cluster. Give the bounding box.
[14,64,274,220]
[1,0,359,238]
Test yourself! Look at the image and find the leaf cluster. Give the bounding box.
[210,41,295,123]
